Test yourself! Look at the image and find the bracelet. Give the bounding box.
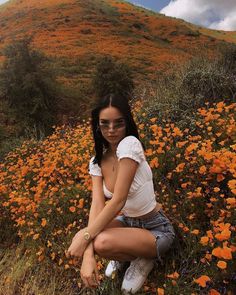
[83,229,92,242]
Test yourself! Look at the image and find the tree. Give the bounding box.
[92,55,134,100]
[0,38,59,140]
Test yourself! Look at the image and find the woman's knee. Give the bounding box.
[93,231,114,255]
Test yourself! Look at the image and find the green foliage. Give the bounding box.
[0,244,78,295]
[0,100,235,294]
[0,38,60,140]
[0,136,25,162]
[82,0,121,23]
[92,55,134,100]
[142,44,236,130]
[0,191,19,246]
[179,48,236,105]
[0,99,25,160]
[131,22,147,31]
[170,25,200,38]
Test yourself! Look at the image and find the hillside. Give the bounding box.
[0,0,235,86]
[0,99,235,294]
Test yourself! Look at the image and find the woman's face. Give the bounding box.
[99,106,126,146]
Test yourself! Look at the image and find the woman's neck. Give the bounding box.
[107,144,118,156]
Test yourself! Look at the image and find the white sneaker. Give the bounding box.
[121,257,155,294]
[105,260,125,277]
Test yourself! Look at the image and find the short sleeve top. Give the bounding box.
[116,135,146,163]
[88,135,157,216]
[88,156,102,176]
[88,136,145,176]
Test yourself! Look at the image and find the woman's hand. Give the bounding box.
[80,256,100,288]
[65,229,90,259]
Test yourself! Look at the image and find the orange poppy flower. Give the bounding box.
[217,261,227,269]
[194,275,211,287]
[200,236,209,245]
[157,288,165,295]
[166,271,179,279]
[208,289,220,295]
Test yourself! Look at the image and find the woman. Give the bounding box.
[66,94,175,294]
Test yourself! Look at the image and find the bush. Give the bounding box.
[0,38,60,140]
[141,45,236,131]
[92,55,134,100]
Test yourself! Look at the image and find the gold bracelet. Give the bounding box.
[83,229,91,241]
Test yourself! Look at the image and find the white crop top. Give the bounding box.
[88,135,157,217]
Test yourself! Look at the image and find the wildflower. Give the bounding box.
[51,252,56,260]
[33,233,40,240]
[205,253,212,261]
[175,163,185,172]
[69,206,76,212]
[78,198,84,208]
[199,165,207,174]
[59,258,63,266]
[191,229,199,235]
[226,198,235,206]
[228,179,236,194]
[157,288,165,295]
[166,271,179,279]
[209,289,220,295]
[47,240,52,247]
[221,247,232,260]
[212,247,232,260]
[200,236,209,245]
[213,187,220,192]
[215,229,231,241]
[150,157,159,168]
[194,275,211,287]
[217,261,227,269]
[41,218,47,227]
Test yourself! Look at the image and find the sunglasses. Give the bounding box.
[99,118,126,132]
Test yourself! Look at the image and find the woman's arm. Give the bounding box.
[79,175,105,288]
[83,175,105,258]
[66,158,138,258]
[87,158,138,239]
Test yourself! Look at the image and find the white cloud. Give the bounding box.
[0,0,9,5]
[160,0,236,31]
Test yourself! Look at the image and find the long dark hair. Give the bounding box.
[91,94,145,166]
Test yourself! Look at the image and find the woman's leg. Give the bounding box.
[93,227,157,261]
[104,218,125,229]
[102,218,137,260]
[96,224,158,293]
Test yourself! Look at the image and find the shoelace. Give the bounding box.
[111,260,120,269]
[124,259,147,280]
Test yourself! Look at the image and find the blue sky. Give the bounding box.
[0,0,236,31]
[127,0,236,31]
[126,0,170,12]
[0,0,170,10]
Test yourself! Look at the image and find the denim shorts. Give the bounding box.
[115,208,175,265]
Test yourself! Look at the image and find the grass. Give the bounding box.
[0,98,235,295]
[0,236,199,295]
[0,44,236,295]
[0,244,76,295]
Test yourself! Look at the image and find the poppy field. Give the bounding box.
[0,99,235,295]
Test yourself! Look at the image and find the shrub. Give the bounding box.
[92,55,134,100]
[0,38,60,140]
[142,45,236,131]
